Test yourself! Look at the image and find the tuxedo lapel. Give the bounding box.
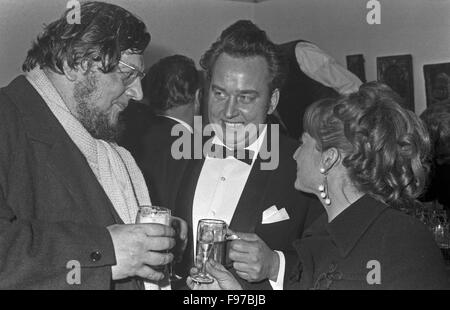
[174,158,204,229]
[173,157,205,281]
[174,133,212,226]
[229,156,271,232]
[229,126,274,232]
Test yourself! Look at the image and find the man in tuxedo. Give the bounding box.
[174,20,323,290]
[0,2,186,289]
[124,55,201,211]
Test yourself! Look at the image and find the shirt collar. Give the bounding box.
[303,195,390,258]
[159,115,193,133]
[211,125,268,163]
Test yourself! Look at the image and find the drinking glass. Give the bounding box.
[430,210,449,244]
[191,219,228,284]
[136,206,173,286]
[137,205,171,225]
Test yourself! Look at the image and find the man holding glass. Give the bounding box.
[0,2,186,289]
[175,20,323,290]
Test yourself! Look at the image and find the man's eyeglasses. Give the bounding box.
[118,60,146,87]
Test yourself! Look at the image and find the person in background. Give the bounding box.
[274,40,362,139]
[188,82,449,290]
[0,1,186,289]
[420,102,450,211]
[123,55,202,211]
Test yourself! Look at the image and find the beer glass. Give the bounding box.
[136,206,173,287]
[191,219,228,284]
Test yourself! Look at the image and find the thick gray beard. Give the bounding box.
[73,75,123,142]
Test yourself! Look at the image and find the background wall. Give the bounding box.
[254,0,450,114]
[0,0,254,85]
[0,0,449,114]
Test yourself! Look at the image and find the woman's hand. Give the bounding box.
[186,260,243,290]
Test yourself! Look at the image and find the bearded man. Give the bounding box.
[0,1,186,289]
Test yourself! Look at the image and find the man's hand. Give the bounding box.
[187,260,243,290]
[107,223,175,281]
[228,232,280,282]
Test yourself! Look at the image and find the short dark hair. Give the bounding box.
[420,102,450,165]
[143,55,200,113]
[304,81,431,207]
[22,1,150,74]
[200,20,286,93]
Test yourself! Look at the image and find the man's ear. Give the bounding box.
[321,147,340,172]
[267,88,280,115]
[62,60,90,81]
[62,61,79,82]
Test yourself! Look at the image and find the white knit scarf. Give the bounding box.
[25,68,151,224]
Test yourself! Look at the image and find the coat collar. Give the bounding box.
[3,75,122,226]
[301,195,390,258]
[4,75,57,145]
[223,126,274,231]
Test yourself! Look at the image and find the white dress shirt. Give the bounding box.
[295,41,362,94]
[192,126,285,289]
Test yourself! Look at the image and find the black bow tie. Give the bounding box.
[207,144,254,165]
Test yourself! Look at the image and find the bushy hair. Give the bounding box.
[420,102,450,165]
[304,81,431,207]
[144,55,200,113]
[199,20,286,93]
[22,1,150,74]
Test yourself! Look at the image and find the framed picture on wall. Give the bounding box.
[346,54,366,83]
[377,54,415,111]
[423,62,450,106]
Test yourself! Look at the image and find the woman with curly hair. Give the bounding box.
[188,82,449,290]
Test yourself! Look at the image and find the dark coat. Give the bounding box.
[118,100,154,163]
[133,115,191,212]
[0,76,141,289]
[174,129,324,289]
[276,40,338,139]
[420,162,450,211]
[287,195,449,290]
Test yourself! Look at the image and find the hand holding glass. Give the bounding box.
[191,219,228,284]
[136,206,173,282]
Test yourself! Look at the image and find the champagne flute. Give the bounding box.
[191,219,227,284]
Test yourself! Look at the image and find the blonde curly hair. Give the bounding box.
[304,82,431,207]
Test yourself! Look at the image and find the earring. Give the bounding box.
[318,168,331,205]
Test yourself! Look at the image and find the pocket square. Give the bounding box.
[262,205,290,224]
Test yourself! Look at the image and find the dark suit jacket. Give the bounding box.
[420,162,450,211]
[277,40,338,139]
[118,100,155,163]
[174,129,323,289]
[288,195,449,289]
[131,115,192,211]
[0,76,141,289]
